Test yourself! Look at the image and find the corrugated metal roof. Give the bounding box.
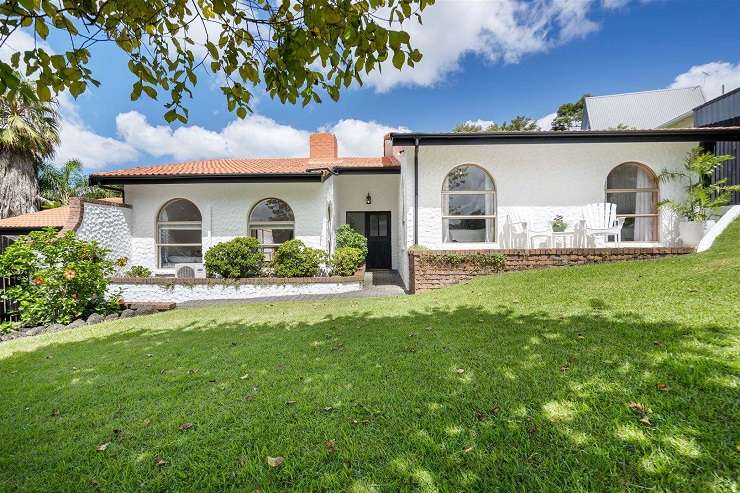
[582,87,705,130]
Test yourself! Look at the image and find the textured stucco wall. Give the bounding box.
[124,182,328,274]
[396,141,694,253]
[111,280,362,303]
[333,173,400,269]
[75,202,132,262]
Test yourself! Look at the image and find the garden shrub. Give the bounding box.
[125,265,152,278]
[204,237,264,278]
[272,239,325,277]
[0,229,121,326]
[330,247,365,276]
[336,224,368,259]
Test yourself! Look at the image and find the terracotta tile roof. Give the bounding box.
[0,206,70,230]
[91,156,399,179]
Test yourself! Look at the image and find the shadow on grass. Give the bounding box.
[0,304,737,492]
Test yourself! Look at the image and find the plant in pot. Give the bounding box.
[551,215,568,232]
[658,146,737,247]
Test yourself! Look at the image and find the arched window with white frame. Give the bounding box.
[156,199,202,267]
[442,164,496,243]
[249,198,295,259]
[606,162,659,242]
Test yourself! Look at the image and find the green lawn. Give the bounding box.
[1,222,738,492]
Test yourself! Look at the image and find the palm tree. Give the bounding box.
[0,80,60,218]
[37,159,117,208]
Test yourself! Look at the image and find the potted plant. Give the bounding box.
[658,146,738,247]
[551,215,568,232]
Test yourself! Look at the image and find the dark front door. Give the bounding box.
[346,211,391,269]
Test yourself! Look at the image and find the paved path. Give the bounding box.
[179,270,406,307]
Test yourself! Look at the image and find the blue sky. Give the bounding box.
[3,0,740,170]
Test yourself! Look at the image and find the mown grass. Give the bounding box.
[1,221,738,492]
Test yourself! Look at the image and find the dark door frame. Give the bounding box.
[345,211,392,270]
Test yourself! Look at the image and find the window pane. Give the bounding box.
[444,218,495,243]
[346,212,365,236]
[620,216,657,242]
[159,228,201,244]
[444,166,493,191]
[159,199,201,222]
[250,199,294,222]
[159,245,202,266]
[607,191,657,215]
[251,228,294,245]
[607,163,656,189]
[446,194,492,216]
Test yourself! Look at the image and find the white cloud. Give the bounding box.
[536,112,557,130]
[365,0,603,92]
[55,121,139,169]
[115,112,408,161]
[668,61,740,100]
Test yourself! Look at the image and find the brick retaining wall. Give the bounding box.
[408,247,694,293]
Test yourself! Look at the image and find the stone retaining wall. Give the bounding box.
[408,247,694,293]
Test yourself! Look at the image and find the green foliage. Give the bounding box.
[125,265,152,278]
[0,229,120,326]
[0,0,432,123]
[420,252,506,270]
[551,94,590,131]
[0,79,59,160]
[552,215,567,232]
[37,159,119,207]
[330,247,365,276]
[204,237,264,278]
[272,239,325,277]
[453,116,540,132]
[335,224,368,259]
[658,146,738,221]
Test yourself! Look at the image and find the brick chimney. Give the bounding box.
[309,132,338,160]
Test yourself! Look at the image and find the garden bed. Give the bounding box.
[109,268,365,303]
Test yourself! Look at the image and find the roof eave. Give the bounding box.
[89,172,324,185]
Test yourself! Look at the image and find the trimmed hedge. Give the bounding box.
[204,237,265,278]
[330,247,364,276]
[336,224,368,259]
[272,239,325,277]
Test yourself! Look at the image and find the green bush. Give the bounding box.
[125,265,152,278]
[204,237,264,278]
[330,247,365,276]
[336,224,368,259]
[0,229,121,326]
[272,239,326,277]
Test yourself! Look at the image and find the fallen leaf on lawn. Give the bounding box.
[266,456,285,467]
[322,406,334,412]
[576,333,585,339]
[179,422,193,431]
[455,368,465,374]
[463,446,475,453]
[325,439,336,451]
[51,409,60,417]
[560,365,570,372]
[653,340,663,347]
[639,416,652,426]
[142,419,151,426]
[239,374,249,380]
[286,400,297,405]
[244,394,255,401]
[96,442,110,452]
[155,457,167,467]
[145,353,153,358]
[656,383,670,392]
[627,402,649,415]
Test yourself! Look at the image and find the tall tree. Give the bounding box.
[37,159,118,209]
[0,0,432,123]
[0,80,59,219]
[453,116,540,132]
[551,94,589,131]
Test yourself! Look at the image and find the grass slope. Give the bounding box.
[1,221,739,492]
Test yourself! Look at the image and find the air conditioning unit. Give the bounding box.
[174,263,206,278]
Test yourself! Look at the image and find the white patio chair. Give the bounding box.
[581,203,625,247]
[505,212,552,248]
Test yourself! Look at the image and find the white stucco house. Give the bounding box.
[3,126,739,297]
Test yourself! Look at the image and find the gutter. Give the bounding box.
[89,172,324,185]
[413,138,419,245]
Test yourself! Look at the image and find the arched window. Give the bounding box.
[442,165,496,243]
[157,199,202,267]
[249,198,295,258]
[606,163,659,242]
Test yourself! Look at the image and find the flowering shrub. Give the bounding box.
[204,237,264,278]
[0,229,120,326]
[271,239,326,277]
[336,224,368,259]
[330,247,365,276]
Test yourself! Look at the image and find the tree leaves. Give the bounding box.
[0,0,431,123]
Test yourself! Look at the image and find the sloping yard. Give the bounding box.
[1,221,738,492]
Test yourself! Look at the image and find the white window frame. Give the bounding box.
[156,199,202,268]
[605,162,659,242]
[248,198,295,259]
[441,164,497,243]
